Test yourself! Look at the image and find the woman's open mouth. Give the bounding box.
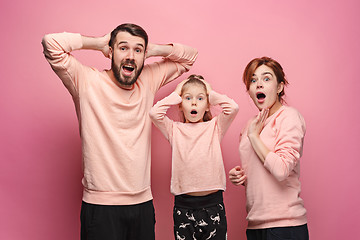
[256,92,266,103]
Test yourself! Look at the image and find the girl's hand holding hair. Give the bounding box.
[174,79,188,96]
[200,79,212,94]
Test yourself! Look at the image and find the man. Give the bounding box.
[42,23,197,240]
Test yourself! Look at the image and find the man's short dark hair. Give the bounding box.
[109,23,148,49]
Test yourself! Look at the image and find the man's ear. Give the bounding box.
[109,47,113,60]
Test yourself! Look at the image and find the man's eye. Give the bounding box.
[135,49,142,53]
[120,47,126,51]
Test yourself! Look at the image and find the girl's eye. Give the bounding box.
[198,97,203,101]
[186,97,191,100]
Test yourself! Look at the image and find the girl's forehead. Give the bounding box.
[182,84,207,94]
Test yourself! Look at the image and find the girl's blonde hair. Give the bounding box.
[180,74,212,123]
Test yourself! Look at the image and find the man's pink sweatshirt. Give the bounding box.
[240,106,307,229]
[42,32,198,205]
[149,91,238,195]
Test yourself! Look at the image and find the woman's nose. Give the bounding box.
[256,80,263,88]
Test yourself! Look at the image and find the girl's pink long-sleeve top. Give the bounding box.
[240,106,307,229]
[42,32,198,205]
[149,91,238,195]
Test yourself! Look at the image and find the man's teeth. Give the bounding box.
[123,65,134,71]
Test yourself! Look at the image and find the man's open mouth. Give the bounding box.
[122,65,135,73]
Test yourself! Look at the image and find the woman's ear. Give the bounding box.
[277,82,284,94]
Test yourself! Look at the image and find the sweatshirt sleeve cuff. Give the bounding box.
[168,91,183,104]
[264,152,287,182]
[208,90,219,106]
[63,32,83,51]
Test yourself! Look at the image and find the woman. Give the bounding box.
[229,57,309,240]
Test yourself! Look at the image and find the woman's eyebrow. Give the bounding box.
[262,72,273,76]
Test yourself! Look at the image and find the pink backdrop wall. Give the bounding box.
[1,0,359,239]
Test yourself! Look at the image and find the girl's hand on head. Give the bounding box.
[247,108,269,137]
[175,79,188,96]
[229,166,247,186]
[200,79,212,94]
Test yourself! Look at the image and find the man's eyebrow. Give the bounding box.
[118,41,144,48]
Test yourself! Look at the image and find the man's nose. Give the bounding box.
[126,50,134,59]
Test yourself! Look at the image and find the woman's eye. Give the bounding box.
[264,77,270,81]
[251,79,256,83]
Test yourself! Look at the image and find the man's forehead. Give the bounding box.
[115,32,145,46]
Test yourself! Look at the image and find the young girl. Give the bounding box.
[150,74,238,240]
[229,57,309,240]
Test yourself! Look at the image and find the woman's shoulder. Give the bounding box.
[280,106,304,119]
[276,106,306,129]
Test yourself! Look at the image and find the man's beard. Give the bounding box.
[112,58,144,86]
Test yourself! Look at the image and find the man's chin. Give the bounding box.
[117,77,137,86]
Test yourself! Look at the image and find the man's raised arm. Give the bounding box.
[41,32,110,94]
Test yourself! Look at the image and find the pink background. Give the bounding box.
[1,0,359,239]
